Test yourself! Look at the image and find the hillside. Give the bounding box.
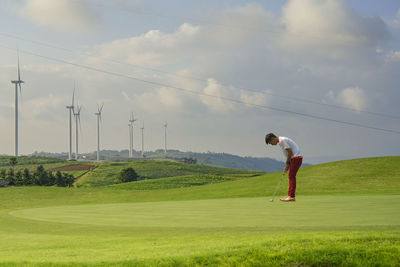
[105,156,400,197]
[0,155,63,166]
[30,149,288,172]
[76,160,262,187]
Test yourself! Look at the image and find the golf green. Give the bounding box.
[10,195,400,229]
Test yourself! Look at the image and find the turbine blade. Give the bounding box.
[72,86,75,107]
[78,115,82,132]
[99,103,104,113]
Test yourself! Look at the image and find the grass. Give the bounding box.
[10,195,400,228]
[0,155,63,166]
[108,174,237,190]
[0,156,398,266]
[76,160,260,187]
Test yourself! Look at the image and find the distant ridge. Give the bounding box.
[29,149,296,172]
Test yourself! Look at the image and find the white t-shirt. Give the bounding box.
[279,136,303,158]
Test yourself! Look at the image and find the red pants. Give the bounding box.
[288,157,302,197]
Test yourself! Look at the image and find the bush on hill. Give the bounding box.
[117,167,138,183]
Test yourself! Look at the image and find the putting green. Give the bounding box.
[10,195,400,229]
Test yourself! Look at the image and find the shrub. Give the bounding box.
[117,167,138,183]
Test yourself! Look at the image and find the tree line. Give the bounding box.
[0,158,74,187]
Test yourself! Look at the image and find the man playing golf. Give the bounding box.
[265,133,303,202]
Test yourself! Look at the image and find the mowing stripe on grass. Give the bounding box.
[10,195,400,229]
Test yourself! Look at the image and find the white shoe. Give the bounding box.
[280,196,296,202]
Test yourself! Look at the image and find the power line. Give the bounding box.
[1,32,398,120]
[1,44,399,135]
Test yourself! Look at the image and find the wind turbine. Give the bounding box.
[164,122,168,154]
[129,113,137,158]
[73,105,82,160]
[141,122,145,158]
[95,104,104,162]
[66,88,75,160]
[11,52,24,157]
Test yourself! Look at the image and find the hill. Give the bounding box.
[106,156,400,196]
[30,149,288,172]
[76,160,262,187]
[0,155,63,166]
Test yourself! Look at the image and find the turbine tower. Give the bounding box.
[73,105,82,160]
[95,104,104,162]
[66,88,75,160]
[11,52,24,157]
[164,122,168,154]
[141,122,145,158]
[128,123,132,157]
[129,113,137,158]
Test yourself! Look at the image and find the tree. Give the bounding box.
[9,157,18,168]
[55,171,65,187]
[65,173,75,187]
[6,168,15,185]
[117,167,138,183]
[14,170,23,186]
[22,168,32,185]
[182,157,197,164]
[0,169,6,179]
[34,165,48,186]
[47,172,55,186]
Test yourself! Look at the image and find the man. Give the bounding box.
[265,133,303,202]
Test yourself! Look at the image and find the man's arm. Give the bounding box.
[283,148,293,174]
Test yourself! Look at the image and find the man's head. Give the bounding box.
[265,133,279,145]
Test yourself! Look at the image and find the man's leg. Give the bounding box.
[288,157,303,197]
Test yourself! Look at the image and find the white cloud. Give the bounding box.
[157,87,183,109]
[200,78,237,113]
[26,93,62,118]
[385,50,400,62]
[391,9,400,26]
[93,23,200,67]
[240,90,267,107]
[122,87,183,114]
[280,0,388,52]
[324,87,367,112]
[18,0,98,32]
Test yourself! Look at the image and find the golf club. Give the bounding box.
[269,173,285,202]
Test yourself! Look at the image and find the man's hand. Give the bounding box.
[284,148,292,175]
[283,165,289,175]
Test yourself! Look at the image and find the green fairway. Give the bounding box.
[0,156,399,266]
[10,195,400,228]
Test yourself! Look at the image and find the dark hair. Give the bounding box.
[265,133,277,144]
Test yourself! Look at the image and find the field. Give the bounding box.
[75,160,260,187]
[0,156,399,266]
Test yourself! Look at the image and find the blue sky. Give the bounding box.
[0,0,399,164]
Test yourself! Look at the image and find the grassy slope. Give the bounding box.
[108,174,238,190]
[76,159,260,187]
[105,156,400,197]
[0,156,63,166]
[0,156,399,266]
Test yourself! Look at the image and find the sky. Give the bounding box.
[0,0,399,164]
